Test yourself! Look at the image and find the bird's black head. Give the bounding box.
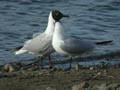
[52,10,69,22]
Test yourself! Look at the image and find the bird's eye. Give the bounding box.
[56,12,59,16]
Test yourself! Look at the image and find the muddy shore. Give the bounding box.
[0,65,120,90]
[0,52,120,90]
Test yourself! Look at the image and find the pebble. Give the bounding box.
[71,82,120,90]
[106,83,120,90]
[89,67,94,70]
[117,87,120,90]
[72,81,89,90]
[75,64,81,70]
[94,71,102,78]
[91,83,120,90]
[2,64,15,73]
[46,87,56,90]
[97,84,107,90]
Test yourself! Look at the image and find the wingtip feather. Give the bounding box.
[15,49,28,55]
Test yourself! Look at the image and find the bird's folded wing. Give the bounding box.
[60,37,94,54]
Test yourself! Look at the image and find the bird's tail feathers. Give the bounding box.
[15,49,28,55]
[5,46,23,51]
[96,40,113,45]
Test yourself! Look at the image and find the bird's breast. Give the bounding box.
[52,39,68,55]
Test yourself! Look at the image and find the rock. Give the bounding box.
[46,87,56,90]
[89,67,94,70]
[2,62,22,73]
[75,64,81,70]
[94,71,102,78]
[102,70,107,76]
[117,87,120,90]
[97,83,120,90]
[8,65,14,72]
[92,85,101,90]
[106,83,120,90]
[97,84,107,90]
[2,64,15,73]
[89,83,120,90]
[72,81,89,90]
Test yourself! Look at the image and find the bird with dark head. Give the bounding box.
[15,10,69,69]
[52,10,69,22]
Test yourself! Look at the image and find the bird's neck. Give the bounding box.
[45,21,55,35]
[45,12,55,36]
[53,24,64,40]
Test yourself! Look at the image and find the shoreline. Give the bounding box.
[0,64,120,90]
[0,53,120,90]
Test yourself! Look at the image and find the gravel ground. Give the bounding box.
[0,65,120,90]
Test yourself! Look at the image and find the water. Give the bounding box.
[0,0,120,65]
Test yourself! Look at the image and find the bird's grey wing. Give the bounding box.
[22,33,54,55]
[60,37,94,54]
[41,43,55,56]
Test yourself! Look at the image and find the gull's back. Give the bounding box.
[60,36,95,55]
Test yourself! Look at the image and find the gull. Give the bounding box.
[15,10,69,67]
[52,22,112,68]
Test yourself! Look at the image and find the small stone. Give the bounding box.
[46,87,56,90]
[75,64,81,70]
[117,87,120,90]
[72,81,89,90]
[89,67,94,70]
[106,83,120,90]
[98,84,107,90]
[97,72,102,76]
[2,64,15,73]
[103,70,107,76]
[9,65,14,72]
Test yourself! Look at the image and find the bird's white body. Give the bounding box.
[52,23,69,55]
[52,22,95,56]
[15,11,55,56]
